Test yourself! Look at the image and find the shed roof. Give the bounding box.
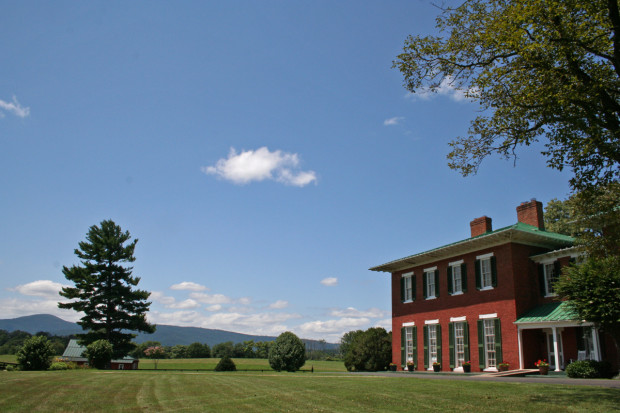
[61,339,136,363]
[514,302,579,324]
[370,222,574,273]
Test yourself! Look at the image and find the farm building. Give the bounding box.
[370,199,619,372]
[61,339,139,370]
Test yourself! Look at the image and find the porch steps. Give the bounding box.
[480,369,538,377]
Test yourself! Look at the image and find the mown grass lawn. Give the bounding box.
[0,370,618,412]
[138,357,347,372]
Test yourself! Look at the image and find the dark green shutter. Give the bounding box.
[436,325,442,365]
[538,264,547,296]
[412,326,417,367]
[400,327,406,368]
[447,266,453,295]
[475,259,481,290]
[400,276,405,302]
[477,319,485,369]
[464,322,470,363]
[461,263,468,292]
[494,318,502,364]
[423,273,428,299]
[423,325,429,369]
[449,322,455,368]
[491,256,498,287]
[435,270,440,298]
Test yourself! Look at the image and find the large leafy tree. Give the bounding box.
[58,220,155,359]
[268,331,306,372]
[394,0,620,191]
[343,327,392,372]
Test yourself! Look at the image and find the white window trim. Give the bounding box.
[449,262,464,295]
[402,272,413,278]
[402,272,414,303]
[450,316,466,322]
[402,321,415,327]
[425,269,437,300]
[448,259,464,266]
[424,266,437,272]
[425,319,439,325]
[476,252,494,260]
[479,313,497,319]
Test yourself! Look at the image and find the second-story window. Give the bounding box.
[448,261,467,295]
[476,253,497,290]
[401,272,414,302]
[423,268,439,299]
[540,261,560,297]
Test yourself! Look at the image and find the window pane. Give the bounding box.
[484,319,496,368]
[452,265,462,293]
[455,322,465,367]
[481,259,492,288]
[428,325,437,364]
[426,272,435,298]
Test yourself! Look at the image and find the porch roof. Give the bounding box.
[514,302,579,324]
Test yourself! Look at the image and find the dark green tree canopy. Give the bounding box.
[16,335,55,371]
[394,0,620,191]
[342,327,392,372]
[58,220,155,359]
[268,331,306,372]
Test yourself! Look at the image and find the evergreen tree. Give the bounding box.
[58,220,155,358]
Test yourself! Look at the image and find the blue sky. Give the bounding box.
[0,1,572,342]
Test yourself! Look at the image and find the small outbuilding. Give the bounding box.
[61,339,139,370]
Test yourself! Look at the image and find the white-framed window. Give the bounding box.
[428,324,438,367]
[405,326,414,364]
[454,322,465,368]
[401,272,413,302]
[484,319,496,368]
[476,253,496,290]
[425,270,436,299]
[543,262,558,296]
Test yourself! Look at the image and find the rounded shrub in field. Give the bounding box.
[269,331,306,372]
[566,360,614,379]
[85,339,114,369]
[215,355,237,371]
[17,335,55,371]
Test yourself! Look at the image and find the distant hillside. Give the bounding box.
[0,314,338,349]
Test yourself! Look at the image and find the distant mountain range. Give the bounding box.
[0,314,338,349]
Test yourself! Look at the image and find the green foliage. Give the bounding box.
[186,342,211,358]
[85,339,114,369]
[394,0,620,191]
[212,341,234,358]
[49,362,68,370]
[58,220,155,359]
[214,355,237,371]
[268,332,306,372]
[16,335,55,371]
[566,360,615,379]
[343,327,391,372]
[555,255,620,349]
[0,329,69,355]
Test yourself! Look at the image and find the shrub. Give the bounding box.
[269,332,306,372]
[343,327,391,372]
[85,339,113,369]
[17,335,55,371]
[215,355,236,371]
[566,360,615,379]
[6,365,16,372]
[49,362,68,371]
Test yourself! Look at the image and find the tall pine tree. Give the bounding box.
[59,220,155,358]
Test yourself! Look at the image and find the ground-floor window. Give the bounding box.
[424,323,442,369]
[400,325,417,368]
[477,318,502,370]
[449,321,469,369]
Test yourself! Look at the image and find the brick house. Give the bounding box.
[370,199,618,372]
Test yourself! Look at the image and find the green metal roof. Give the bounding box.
[62,339,86,358]
[370,222,574,273]
[515,302,579,324]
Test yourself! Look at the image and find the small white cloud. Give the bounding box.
[168,299,200,309]
[330,307,387,318]
[150,291,177,306]
[190,292,233,305]
[11,280,68,298]
[406,76,478,103]
[206,304,222,312]
[170,282,208,292]
[298,317,370,334]
[268,300,289,309]
[383,116,404,126]
[202,147,317,187]
[0,96,30,118]
[320,277,338,287]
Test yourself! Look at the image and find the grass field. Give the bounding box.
[137,358,347,372]
[0,369,618,412]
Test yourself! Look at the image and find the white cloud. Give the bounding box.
[202,147,317,187]
[170,282,208,292]
[0,297,82,322]
[406,76,478,102]
[206,304,222,312]
[190,292,233,305]
[330,307,387,318]
[268,300,289,309]
[298,317,370,334]
[383,116,404,126]
[168,299,200,309]
[0,96,30,118]
[11,280,68,299]
[150,291,177,306]
[320,277,338,287]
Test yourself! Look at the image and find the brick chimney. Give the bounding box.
[516,199,545,230]
[470,216,493,237]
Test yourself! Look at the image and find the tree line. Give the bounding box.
[0,330,71,356]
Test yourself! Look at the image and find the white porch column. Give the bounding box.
[552,327,561,372]
[517,327,524,370]
[591,327,601,361]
